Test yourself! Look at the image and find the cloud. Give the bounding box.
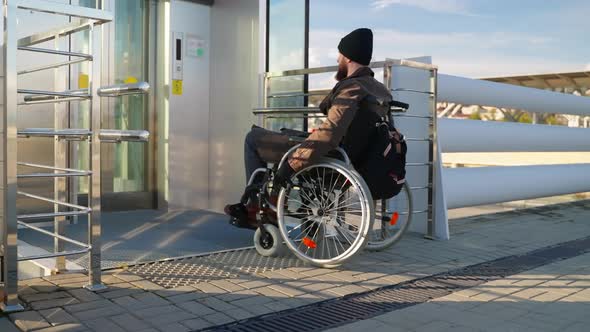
[308,28,584,79]
[586,64,590,71]
[371,0,477,16]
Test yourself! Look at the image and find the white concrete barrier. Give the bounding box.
[439,118,590,153]
[438,74,590,116]
[444,164,590,209]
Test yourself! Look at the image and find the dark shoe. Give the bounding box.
[225,203,258,230]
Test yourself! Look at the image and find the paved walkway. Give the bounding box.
[1,200,589,331]
[328,252,590,332]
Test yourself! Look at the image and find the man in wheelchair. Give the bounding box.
[225,28,393,229]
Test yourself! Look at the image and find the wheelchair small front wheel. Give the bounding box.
[254,224,285,257]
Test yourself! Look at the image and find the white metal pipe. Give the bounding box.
[438,74,590,117]
[439,118,590,152]
[443,164,590,209]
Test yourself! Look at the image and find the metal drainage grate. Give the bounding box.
[205,236,590,332]
[127,248,305,289]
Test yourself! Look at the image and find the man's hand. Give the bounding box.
[272,162,295,195]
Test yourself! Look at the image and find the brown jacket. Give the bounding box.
[288,67,392,171]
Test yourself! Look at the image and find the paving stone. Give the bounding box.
[166,292,209,304]
[99,288,144,300]
[176,301,216,316]
[156,323,190,332]
[44,273,88,282]
[109,313,151,332]
[129,280,165,292]
[250,286,289,299]
[145,310,195,327]
[192,282,228,295]
[214,289,259,302]
[0,317,20,332]
[84,317,126,332]
[10,310,51,331]
[31,297,80,310]
[63,299,112,313]
[67,289,104,303]
[132,292,171,307]
[154,286,197,298]
[111,272,144,283]
[21,291,71,303]
[198,296,237,312]
[224,308,256,321]
[238,280,273,290]
[180,319,213,330]
[39,307,79,326]
[325,284,368,297]
[30,280,60,293]
[34,323,89,332]
[71,304,126,321]
[208,280,245,292]
[133,305,180,319]
[268,283,306,297]
[201,312,235,326]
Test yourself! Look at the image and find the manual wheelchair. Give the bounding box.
[244,101,413,268]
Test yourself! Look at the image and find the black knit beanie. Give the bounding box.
[338,28,373,65]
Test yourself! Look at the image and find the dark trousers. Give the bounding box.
[244,125,298,182]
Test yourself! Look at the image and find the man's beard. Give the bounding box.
[335,62,348,81]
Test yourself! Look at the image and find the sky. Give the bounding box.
[307,0,590,79]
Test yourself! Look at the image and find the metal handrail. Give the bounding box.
[18,46,92,59]
[265,59,437,78]
[18,211,91,221]
[100,129,150,142]
[24,89,88,102]
[18,128,91,140]
[18,162,92,178]
[17,248,91,262]
[17,221,90,249]
[18,58,89,75]
[18,20,94,47]
[18,191,91,212]
[19,97,89,106]
[16,0,113,22]
[18,89,91,99]
[98,82,150,97]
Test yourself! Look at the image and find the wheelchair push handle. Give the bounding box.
[389,100,409,111]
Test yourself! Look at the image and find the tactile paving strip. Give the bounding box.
[127,248,305,288]
[207,235,590,332]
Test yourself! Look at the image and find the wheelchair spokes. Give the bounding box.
[277,160,373,267]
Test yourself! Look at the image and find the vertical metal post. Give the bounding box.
[260,74,269,128]
[54,34,66,272]
[1,0,25,312]
[381,62,392,219]
[425,68,438,240]
[85,21,105,291]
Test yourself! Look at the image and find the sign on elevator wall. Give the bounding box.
[173,31,184,95]
[186,34,206,58]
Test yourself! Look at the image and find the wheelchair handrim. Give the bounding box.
[277,161,373,266]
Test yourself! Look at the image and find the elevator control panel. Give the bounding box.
[173,32,183,80]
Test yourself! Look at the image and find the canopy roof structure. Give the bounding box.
[483,71,590,93]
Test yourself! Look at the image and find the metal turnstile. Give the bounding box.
[1,0,149,312]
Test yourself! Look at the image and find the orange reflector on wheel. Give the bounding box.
[303,237,317,249]
[390,212,399,225]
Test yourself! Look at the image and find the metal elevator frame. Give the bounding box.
[1,0,150,312]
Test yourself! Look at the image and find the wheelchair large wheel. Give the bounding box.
[276,159,374,267]
[365,182,413,251]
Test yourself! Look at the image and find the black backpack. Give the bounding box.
[357,121,407,200]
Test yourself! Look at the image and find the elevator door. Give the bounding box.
[71,0,154,211]
[168,0,211,210]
